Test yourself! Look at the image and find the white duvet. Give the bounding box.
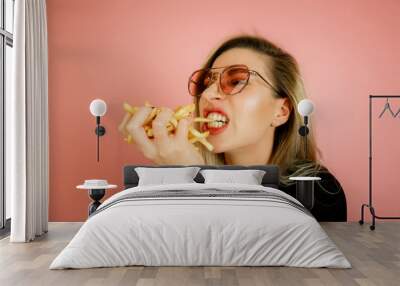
[50,183,351,269]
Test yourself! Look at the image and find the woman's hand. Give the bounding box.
[118,106,205,165]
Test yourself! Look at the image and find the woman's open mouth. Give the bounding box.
[201,109,230,135]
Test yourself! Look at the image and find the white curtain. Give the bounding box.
[8,0,49,242]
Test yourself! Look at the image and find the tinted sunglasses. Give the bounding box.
[188,64,278,97]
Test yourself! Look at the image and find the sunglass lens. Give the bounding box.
[221,67,249,95]
[189,69,210,97]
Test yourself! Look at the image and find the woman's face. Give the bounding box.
[198,48,288,153]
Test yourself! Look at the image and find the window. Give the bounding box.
[0,0,14,234]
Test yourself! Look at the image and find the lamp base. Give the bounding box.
[95,125,106,136]
[296,180,315,210]
[298,126,309,136]
[88,189,105,216]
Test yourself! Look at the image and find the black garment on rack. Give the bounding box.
[279,167,347,222]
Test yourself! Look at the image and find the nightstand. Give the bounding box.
[289,176,321,210]
[77,180,117,216]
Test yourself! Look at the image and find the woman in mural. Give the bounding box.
[119,35,347,221]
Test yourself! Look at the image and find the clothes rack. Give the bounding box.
[359,95,400,230]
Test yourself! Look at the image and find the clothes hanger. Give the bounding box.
[378,98,396,118]
[394,106,400,118]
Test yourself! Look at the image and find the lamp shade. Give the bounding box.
[89,99,107,117]
[297,99,314,116]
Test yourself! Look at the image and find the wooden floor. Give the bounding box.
[0,222,399,286]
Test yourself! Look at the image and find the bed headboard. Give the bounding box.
[123,165,280,189]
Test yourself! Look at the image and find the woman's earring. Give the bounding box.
[270,123,274,127]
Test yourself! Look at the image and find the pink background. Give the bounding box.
[47,0,400,222]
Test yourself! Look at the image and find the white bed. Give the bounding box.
[50,182,351,269]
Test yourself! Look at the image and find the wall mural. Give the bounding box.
[117,35,347,222]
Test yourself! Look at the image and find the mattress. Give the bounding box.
[50,183,351,269]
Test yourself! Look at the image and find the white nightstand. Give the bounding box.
[77,180,117,216]
[289,176,321,210]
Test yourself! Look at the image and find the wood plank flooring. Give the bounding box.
[0,222,399,286]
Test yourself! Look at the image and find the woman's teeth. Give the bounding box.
[206,112,228,128]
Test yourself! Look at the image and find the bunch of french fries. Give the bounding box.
[122,102,214,151]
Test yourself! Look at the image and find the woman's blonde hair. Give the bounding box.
[193,34,325,186]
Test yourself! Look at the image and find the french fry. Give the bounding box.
[121,102,214,151]
[198,137,214,151]
[189,137,198,144]
[189,127,209,139]
[169,117,178,128]
[123,102,138,115]
[146,128,154,137]
[124,134,133,144]
[166,124,174,132]
[143,107,159,125]
[173,103,195,120]
[194,117,213,123]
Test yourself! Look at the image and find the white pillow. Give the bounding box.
[135,167,201,186]
[200,169,266,185]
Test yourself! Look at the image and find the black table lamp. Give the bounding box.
[89,99,107,162]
